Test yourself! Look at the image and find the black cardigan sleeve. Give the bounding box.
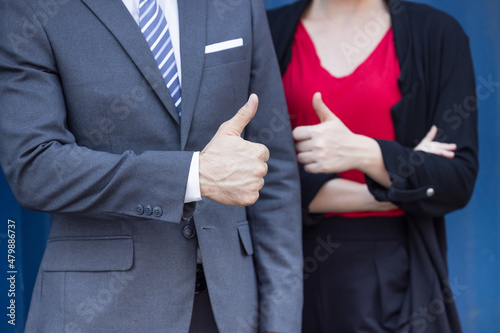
[366,10,479,218]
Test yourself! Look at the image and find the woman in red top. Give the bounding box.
[268,0,477,332]
[284,4,454,220]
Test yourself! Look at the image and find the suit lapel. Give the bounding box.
[178,0,207,150]
[81,0,180,124]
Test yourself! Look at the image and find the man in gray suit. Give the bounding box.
[0,0,302,332]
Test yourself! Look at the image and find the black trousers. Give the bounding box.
[302,215,409,333]
[189,290,219,333]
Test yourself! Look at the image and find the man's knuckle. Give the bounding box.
[251,192,260,204]
[257,145,268,158]
[242,194,255,206]
[249,182,259,192]
[257,163,267,176]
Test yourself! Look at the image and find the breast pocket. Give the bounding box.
[204,42,249,68]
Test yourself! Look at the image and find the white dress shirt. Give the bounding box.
[122,0,200,203]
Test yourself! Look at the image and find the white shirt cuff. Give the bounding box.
[184,152,202,203]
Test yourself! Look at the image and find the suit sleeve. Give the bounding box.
[366,21,478,218]
[244,0,303,331]
[0,0,191,223]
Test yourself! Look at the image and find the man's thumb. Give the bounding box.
[224,94,259,136]
[313,92,335,123]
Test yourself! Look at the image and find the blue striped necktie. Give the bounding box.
[139,0,181,116]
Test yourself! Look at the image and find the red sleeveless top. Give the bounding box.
[283,22,404,217]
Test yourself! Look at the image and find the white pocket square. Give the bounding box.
[205,38,243,54]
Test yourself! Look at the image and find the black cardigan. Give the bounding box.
[267,1,478,332]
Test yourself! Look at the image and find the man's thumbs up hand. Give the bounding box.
[219,94,258,137]
[200,94,270,206]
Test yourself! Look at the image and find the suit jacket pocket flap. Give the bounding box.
[237,221,254,255]
[41,236,133,272]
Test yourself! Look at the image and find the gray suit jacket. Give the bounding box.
[0,0,303,332]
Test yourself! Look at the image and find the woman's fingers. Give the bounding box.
[416,141,457,158]
[414,125,456,159]
[423,125,438,142]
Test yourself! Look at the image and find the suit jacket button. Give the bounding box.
[135,204,144,215]
[426,188,435,197]
[144,205,153,215]
[183,225,196,239]
[153,206,163,217]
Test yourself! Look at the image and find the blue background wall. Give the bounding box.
[1,0,498,332]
